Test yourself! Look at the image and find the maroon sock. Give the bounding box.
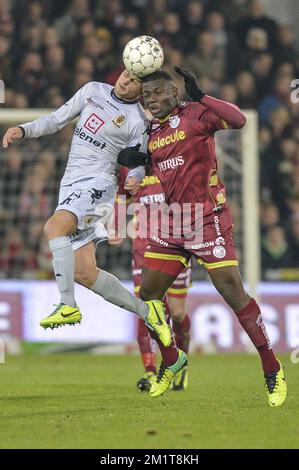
[235,297,279,374]
[172,314,191,354]
[137,318,156,374]
[147,301,178,367]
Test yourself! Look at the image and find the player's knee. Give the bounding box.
[75,269,95,288]
[216,274,247,309]
[44,216,57,240]
[139,285,157,301]
[44,212,76,240]
[218,276,237,298]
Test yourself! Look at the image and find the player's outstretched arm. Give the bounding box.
[3,126,24,148]
[175,66,246,129]
[14,83,91,140]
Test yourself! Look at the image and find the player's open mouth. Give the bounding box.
[149,105,160,114]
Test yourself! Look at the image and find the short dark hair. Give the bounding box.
[142,70,173,83]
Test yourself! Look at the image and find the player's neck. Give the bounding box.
[111,89,139,104]
[158,106,178,123]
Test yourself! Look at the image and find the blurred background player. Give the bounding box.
[120,68,287,406]
[2,70,171,348]
[110,166,192,392]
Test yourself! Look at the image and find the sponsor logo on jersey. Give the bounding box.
[113,115,126,127]
[209,173,218,186]
[139,193,165,205]
[195,250,212,256]
[158,156,185,172]
[87,97,104,109]
[84,113,105,134]
[216,192,226,204]
[213,245,226,258]
[74,126,107,149]
[152,235,169,247]
[169,115,180,128]
[106,100,120,110]
[191,241,215,250]
[213,215,222,237]
[149,129,186,151]
[140,175,161,187]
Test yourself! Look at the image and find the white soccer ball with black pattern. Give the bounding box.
[123,36,164,78]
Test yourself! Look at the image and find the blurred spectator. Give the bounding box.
[236,0,278,53]
[205,11,227,56]
[262,225,295,276]
[259,75,292,124]
[182,0,204,47]
[44,45,69,90]
[186,31,225,82]
[16,52,48,106]
[219,83,237,103]
[235,70,257,108]
[276,24,297,65]
[261,202,280,234]
[161,11,187,53]
[250,52,273,100]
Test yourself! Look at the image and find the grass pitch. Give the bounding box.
[0,353,297,449]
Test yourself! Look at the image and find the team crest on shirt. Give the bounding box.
[169,115,180,128]
[113,115,126,127]
[213,246,226,258]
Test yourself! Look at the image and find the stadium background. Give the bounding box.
[0,0,299,351]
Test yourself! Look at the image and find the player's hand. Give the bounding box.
[117,144,149,168]
[174,66,205,102]
[124,176,140,195]
[3,127,24,148]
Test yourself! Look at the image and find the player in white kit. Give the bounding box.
[2,70,171,348]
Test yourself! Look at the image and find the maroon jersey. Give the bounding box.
[148,101,228,221]
[117,166,165,251]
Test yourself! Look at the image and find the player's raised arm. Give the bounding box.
[2,83,90,148]
[175,66,246,130]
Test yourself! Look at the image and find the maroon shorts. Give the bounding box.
[132,238,192,298]
[143,207,238,277]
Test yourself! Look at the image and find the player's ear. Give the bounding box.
[173,84,179,98]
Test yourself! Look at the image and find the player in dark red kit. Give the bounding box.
[111,166,191,392]
[118,67,287,406]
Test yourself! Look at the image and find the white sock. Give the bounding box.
[91,270,148,319]
[49,236,76,307]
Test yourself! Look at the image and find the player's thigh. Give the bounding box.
[44,209,77,240]
[208,265,249,311]
[166,295,186,322]
[140,268,177,301]
[74,241,98,287]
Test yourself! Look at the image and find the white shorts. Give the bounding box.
[56,178,116,251]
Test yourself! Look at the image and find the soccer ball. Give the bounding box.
[123,36,164,78]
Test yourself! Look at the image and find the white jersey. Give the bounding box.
[20,82,149,186]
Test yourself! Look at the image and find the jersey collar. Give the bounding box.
[154,103,186,126]
[111,89,139,105]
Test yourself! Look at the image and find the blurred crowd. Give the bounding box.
[0,0,299,280]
